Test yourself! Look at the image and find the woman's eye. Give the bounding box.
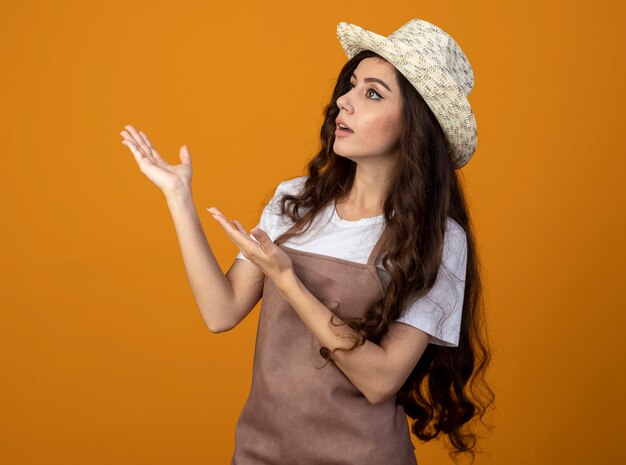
[347,83,381,99]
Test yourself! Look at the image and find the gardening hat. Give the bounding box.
[337,18,478,168]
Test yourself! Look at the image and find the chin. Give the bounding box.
[332,145,349,157]
[333,152,359,164]
[333,142,352,157]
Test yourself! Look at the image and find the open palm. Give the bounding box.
[120,124,192,195]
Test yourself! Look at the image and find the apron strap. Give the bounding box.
[367,225,388,266]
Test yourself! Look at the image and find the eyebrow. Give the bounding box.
[351,72,393,93]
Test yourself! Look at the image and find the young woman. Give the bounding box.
[121,18,494,465]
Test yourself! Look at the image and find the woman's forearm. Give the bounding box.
[164,186,235,332]
[274,269,390,404]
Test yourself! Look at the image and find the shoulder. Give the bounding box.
[275,175,308,196]
[444,217,467,253]
[263,175,308,217]
[445,216,465,237]
[441,217,468,278]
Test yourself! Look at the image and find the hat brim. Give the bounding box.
[336,21,477,169]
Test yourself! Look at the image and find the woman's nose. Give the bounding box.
[336,92,353,113]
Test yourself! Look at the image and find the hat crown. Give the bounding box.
[388,19,474,97]
[336,18,478,168]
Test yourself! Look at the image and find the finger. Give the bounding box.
[120,130,149,159]
[137,130,169,166]
[214,211,244,235]
[124,125,154,163]
[122,138,153,168]
[235,221,265,248]
[213,215,250,247]
[142,143,167,167]
[250,227,272,249]
[209,207,226,218]
[179,145,192,166]
[138,130,153,148]
[120,130,137,145]
[232,219,247,235]
[233,220,260,243]
[209,209,259,249]
[139,131,169,166]
[123,125,145,147]
[209,208,235,230]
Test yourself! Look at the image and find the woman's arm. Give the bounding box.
[275,270,431,404]
[206,205,431,401]
[120,125,264,333]
[166,187,265,333]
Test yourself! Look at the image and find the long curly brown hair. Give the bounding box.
[271,50,495,463]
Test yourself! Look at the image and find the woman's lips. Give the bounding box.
[335,127,354,137]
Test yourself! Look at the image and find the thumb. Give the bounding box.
[251,227,271,244]
[179,145,192,166]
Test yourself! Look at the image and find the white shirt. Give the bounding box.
[235,176,467,347]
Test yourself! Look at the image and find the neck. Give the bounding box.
[338,164,392,213]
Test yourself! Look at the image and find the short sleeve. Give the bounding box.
[395,220,468,347]
[235,176,307,262]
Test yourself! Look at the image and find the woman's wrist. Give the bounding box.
[164,183,193,202]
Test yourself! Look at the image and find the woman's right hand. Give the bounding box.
[120,124,193,197]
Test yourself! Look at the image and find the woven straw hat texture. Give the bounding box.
[336,18,477,169]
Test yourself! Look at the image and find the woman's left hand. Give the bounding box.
[207,206,294,283]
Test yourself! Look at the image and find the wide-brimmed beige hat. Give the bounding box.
[336,18,477,169]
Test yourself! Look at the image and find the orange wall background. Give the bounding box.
[1,1,624,464]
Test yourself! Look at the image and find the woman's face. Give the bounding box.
[333,57,403,161]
